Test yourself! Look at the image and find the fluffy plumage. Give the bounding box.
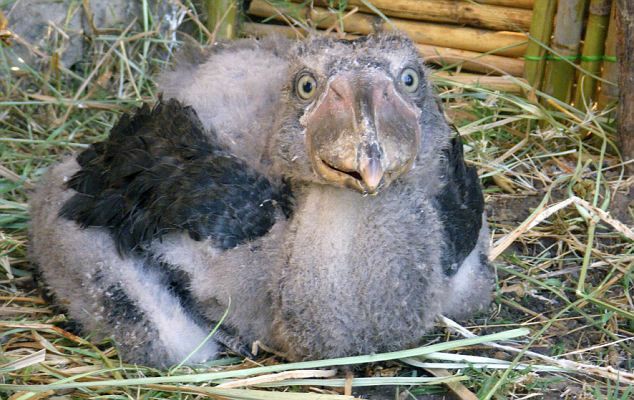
[29,32,493,366]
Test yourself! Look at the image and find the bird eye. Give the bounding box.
[296,73,317,100]
[400,68,420,93]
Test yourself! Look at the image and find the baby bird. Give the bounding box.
[29,33,493,367]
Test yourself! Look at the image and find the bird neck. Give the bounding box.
[291,183,361,246]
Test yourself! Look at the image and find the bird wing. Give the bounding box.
[60,99,292,255]
[435,133,485,275]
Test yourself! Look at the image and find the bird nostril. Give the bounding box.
[331,85,345,102]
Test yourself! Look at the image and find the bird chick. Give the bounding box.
[29,32,493,366]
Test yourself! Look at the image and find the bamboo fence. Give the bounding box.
[574,0,612,109]
[231,0,619,106]
[542,0,588,104]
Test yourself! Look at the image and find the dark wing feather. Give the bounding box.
[435,133,485,275]
[60,99,292,254]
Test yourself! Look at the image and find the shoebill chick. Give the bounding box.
[29,33,493,366]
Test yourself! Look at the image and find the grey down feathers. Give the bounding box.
[29,32,493,367]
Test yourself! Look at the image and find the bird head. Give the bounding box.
[270,33,438,195]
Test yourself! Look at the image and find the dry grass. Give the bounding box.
[0,1,632,399]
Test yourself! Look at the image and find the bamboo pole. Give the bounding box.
[242,21,305,39]
[574,0,612,110]
[542,0,589,103]
[248,0,528,57]
[597,1,618,108]
[432,72,528,94]
[523,0,558,89]
[307,0,532,32]
[475,0,535,9]
[417,44,525,76]
[242,22,525,76]
[206,0,239,40]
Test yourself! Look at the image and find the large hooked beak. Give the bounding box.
[302,70,421,194]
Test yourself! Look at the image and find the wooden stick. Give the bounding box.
[248,0,528,57]
[242,21,305,39]
[432,72,528,94]
[597,1,618,108]
[475,0,535,9]
[574,0,612,109]
[523,0,558,89]
[417,44,524,76]
[242,22,524,76]
[308,0,532,32]
[542,0,589,103]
